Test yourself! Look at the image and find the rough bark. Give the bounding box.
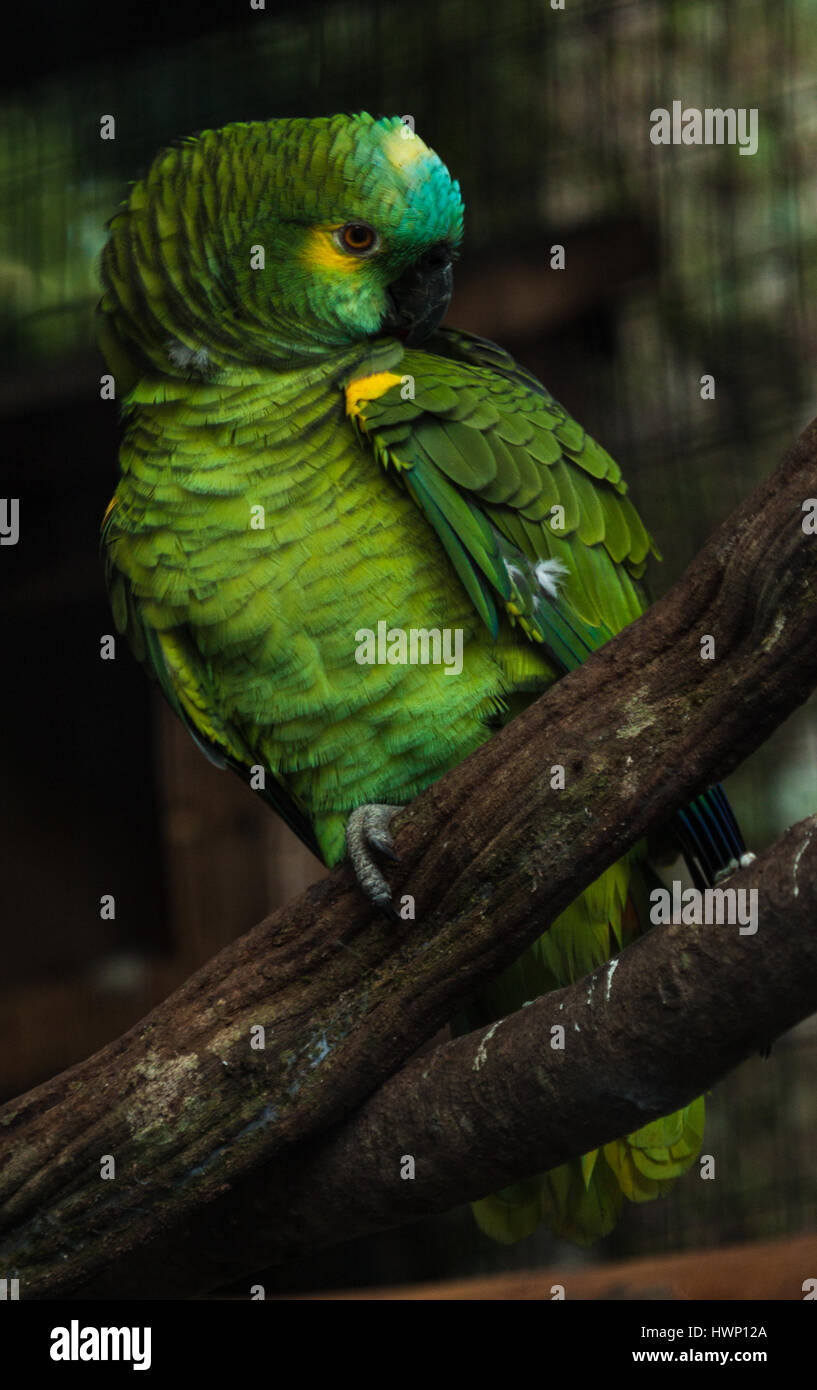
[2,418,817,1299]
[76,815,817,1298]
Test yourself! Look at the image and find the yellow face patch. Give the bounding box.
[383,125,430,173]
[345,372,403,421]
[301,227,364,274]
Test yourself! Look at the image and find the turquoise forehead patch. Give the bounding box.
[349,114,464,244]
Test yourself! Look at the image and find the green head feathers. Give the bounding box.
[99,114,464,378]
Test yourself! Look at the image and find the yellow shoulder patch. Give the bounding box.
[101,495,117,527]
[345,371,403,421]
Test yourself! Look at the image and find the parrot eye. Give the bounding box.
[335,222,379,256]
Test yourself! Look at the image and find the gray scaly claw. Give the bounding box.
[346,803,402,916]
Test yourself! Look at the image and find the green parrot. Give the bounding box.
[99,114,747,1245]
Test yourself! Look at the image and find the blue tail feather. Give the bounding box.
[673,785,747,889]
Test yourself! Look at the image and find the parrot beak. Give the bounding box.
[381,243,453,345]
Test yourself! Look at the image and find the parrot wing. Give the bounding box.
[345,330,738,1246]
[344,327,659,671]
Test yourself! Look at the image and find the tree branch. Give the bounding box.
[106,815,816,1297]
[2,419,817,1299]
[228,817,817,1277]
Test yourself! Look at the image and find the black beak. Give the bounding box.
[381,243,453,345]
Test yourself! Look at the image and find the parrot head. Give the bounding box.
[99,113,464,378]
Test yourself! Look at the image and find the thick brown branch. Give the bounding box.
[2,418,817,1298]
[86,815,817,1297]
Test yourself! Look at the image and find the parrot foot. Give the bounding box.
[346,803,402,919]
[714,851,757,883]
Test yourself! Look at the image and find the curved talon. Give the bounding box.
[346,803,402,916]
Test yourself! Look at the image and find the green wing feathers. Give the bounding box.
[346,329,657,666]
[347,336,701,1245]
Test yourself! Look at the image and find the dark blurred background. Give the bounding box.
[2,0,816,1294]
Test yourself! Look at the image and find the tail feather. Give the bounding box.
[472,1152,626,1247]
[674,784,747,888]
[458,859,708,1245]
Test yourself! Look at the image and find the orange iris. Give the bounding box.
[341,223,376,252]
